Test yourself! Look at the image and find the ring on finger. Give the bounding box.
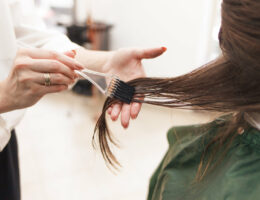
[44,73,51,86]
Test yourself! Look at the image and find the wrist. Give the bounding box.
[101,50,116,73]
[0,80,14,114]
[75,48,115,72]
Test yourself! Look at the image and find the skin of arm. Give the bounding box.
[74,47,113,72]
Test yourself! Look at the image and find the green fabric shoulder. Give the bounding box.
[148,117,260,200]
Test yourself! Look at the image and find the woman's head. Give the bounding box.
[93,0,260,175]
[220,0,260,72]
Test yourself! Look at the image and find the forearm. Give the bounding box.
[75,47,114,72]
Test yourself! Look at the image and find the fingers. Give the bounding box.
[136,46,167,59]
[39,84,68,96]
[120,103,142,128]
[53,52,83,70]
[64,50,76,58]
[108,102,142,129]
[110,103,122,121]
[23,48,83,70]
[107,106,113,115]
[130,102,142,119]
[121,104,131,129]
[32,72,75,86]
[29,59,77,80]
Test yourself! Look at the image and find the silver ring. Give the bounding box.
[44,73,51,86]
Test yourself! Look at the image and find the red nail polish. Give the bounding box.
[72,50,76,55]
[124,124,129,129]
[162,47,167,51]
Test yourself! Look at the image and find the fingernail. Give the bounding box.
[111,113,117,121]
[70,51,76,58]
[162,47,167,51]
[72,50,76,56]
[65,50,76,58]
[123,123,129,129]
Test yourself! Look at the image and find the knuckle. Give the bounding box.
[50,51,59,59]
[17,71,32,83]
[55,74,63,82]
[17,48,28,56]
[14,58,32,70]
[29,86,39,95]
[19,76,31,83]
[17,49,23,56]
[14,60,26,70]
[51,61,61,71]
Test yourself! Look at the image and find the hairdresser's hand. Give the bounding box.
[0,48,83,113]
[103,47,167,128]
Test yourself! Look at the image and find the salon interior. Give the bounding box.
[16,0,220,199]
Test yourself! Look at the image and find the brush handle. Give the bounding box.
[75,70,107,94]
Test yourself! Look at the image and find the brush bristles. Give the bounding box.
[107,78,135,104]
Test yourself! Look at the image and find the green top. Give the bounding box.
[148,117,260,200]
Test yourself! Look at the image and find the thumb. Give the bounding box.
[136,46,167,59]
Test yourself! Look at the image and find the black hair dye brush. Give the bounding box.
[75,69,135,104]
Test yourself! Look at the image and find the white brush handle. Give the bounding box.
[75,70,107,94]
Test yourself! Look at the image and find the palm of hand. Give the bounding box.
[103,48,145,82]
[103,47,166,128]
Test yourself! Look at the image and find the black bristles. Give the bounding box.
[111,80,135,104]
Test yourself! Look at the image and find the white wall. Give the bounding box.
[36,0,220,77]
[90,0,219,77]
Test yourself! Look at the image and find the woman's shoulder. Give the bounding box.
[166,115,228,146]
[167,114,260,151]
[149,115,260,200]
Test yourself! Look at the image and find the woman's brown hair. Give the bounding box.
[93,0,260,180]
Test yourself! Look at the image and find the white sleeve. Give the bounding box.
[0,116,11,151]
[0,108,25,151]
[9,0,80,52]
[0,0,80,151]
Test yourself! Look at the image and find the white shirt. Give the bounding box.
[0,0,79,151]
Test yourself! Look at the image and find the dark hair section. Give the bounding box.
[93,0,260,179]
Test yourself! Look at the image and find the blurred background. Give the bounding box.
[15,0,221,199]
